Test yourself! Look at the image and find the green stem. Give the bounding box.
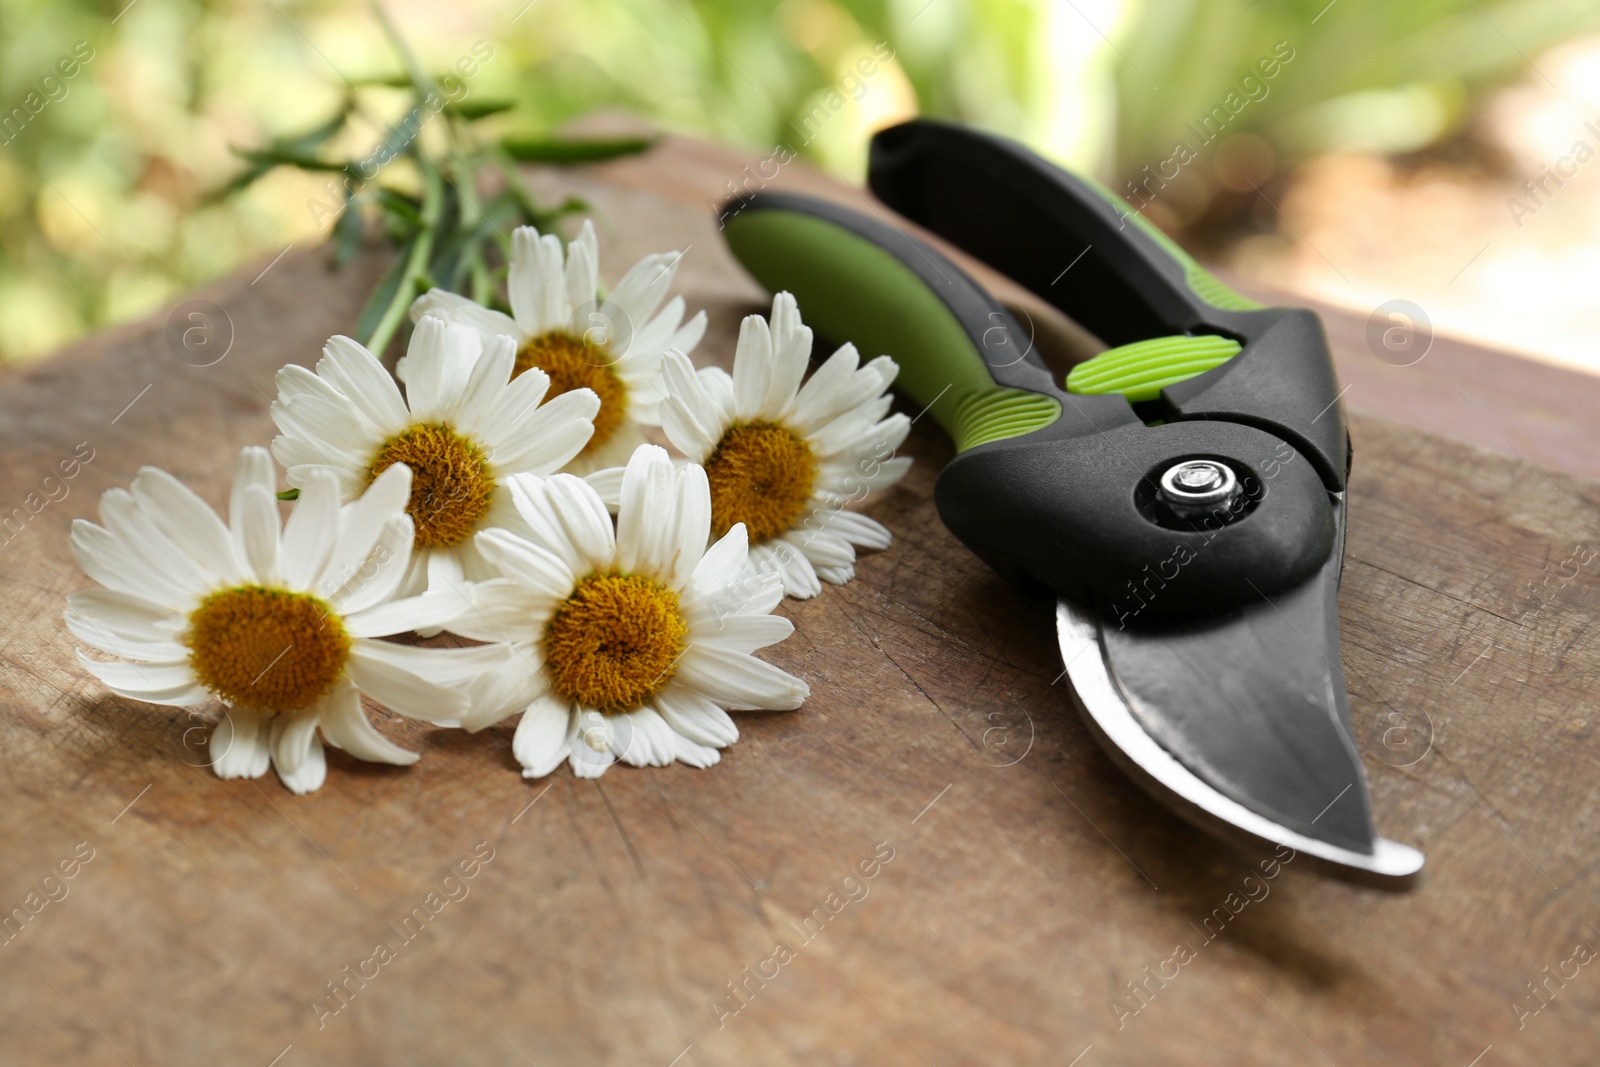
[364,159,442,355]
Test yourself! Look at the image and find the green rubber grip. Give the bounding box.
[723,209,1060,452]
[1067,333,1242,402]
[1061,179,1255,402]
[1097,184,1264,314]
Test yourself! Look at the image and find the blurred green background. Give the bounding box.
[2,0,1598,364]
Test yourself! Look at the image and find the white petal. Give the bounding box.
[678,646,808,711]
[571,220,599,288]
[452,334,519,436]
[698,365,737,419]
[690,611,794,654]
[612,706,678,767]
[618,293,686,370]
[615,444,677,577]
[668,731,722,768]
[762,291,812,416]
[130,467,245,586]
[664,308,708,360]
[811,406,905,460]
[77,652,208,706]
[601,252,681,337]
[658,350,722,460]
[98,490,217,598]
[663,461,711,589]
[512,693,571,778]
[653,687,738,748]
[403,316,482,423]
[229,446,276,531]
[70,519,191,608]
[771,541,822,600]
[449,578,548,644]
[426,549,467,598]
[564,226,598,311]
[320,464,414,603]
[344,588,471,638]
[237,484,281,585]
[212,707,272,780]
[271,443,366,498]
[506,473,614,576]
[719,542,786,616]
[788,342,861,431]
[567,708,618,778]
[457,644,544,731]
[824,509,892,550]
[783,526,857,570]
[279,470,340,590]
[511,228,568,335]
[64,602,186,661]
[731,312,773,421]
[270,712,327,794]
[690,523,749,597]
[472,363,551,447]
[317,335,410,434]
[582,466,625,511]
[557,417,643,478]
[271,365,385,457]
[475,528,577,601]
[407,288,521,349]
[329,517,414,614]
[319,682,418,765]
[64,587,181,648]
[271,710,320,775]
[347,642,470,723]
[816,563,856,585]
[487,388,600,474]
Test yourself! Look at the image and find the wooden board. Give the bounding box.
[3,136,1599,1067]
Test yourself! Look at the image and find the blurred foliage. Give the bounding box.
[0,0,1595,362]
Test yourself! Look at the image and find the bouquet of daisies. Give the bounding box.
[66,221,910,793]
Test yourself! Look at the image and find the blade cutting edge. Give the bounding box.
[1057,597,1424,886]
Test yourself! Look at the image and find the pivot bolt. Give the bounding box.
[1158,460,1238,509]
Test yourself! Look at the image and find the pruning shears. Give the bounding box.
[719,118,1422,887]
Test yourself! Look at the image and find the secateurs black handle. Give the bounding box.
[719,121,1349,619]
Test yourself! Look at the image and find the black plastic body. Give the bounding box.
[868,119,1350,493]
[721,203,1340,616]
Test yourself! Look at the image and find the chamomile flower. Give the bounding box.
[65,448,529,794]
[407,220,706,475]
[271,315,600,600]
[658,292,912,598]
[449,444,808,779]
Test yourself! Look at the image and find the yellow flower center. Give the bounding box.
[368,422,494,548]
[704,421,818,542]
[185,586,350,713]
[517,331,627,457]
[543,572,687,713]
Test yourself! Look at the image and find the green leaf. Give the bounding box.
[350,73,414,89]
[375,188,424,227]
[448,99,517,120]
[331,198,367,268]
[354,232,418,347]
[501,134,659,163]
[203,105,356,203]
[232,145,351,172]
[276,488,301,501]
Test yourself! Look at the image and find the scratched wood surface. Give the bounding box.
[2,136,1599,1067]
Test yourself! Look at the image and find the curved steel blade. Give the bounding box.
[1056,540,1423,885]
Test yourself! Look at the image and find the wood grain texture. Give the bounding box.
[2,136,1598,1067]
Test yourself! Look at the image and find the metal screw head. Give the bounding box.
[1158,460,1238,508]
